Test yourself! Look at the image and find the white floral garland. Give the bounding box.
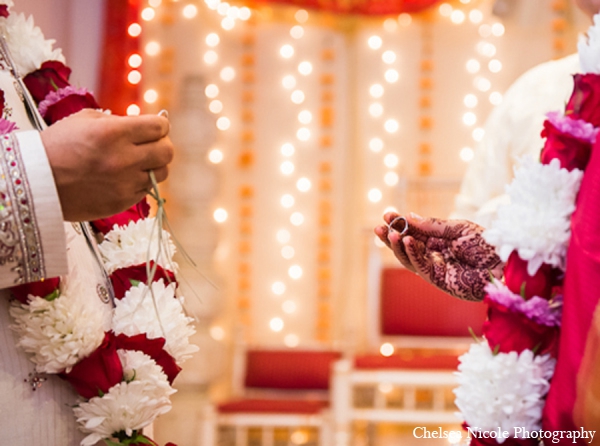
[454,14,600,443]
[1,5,198,445]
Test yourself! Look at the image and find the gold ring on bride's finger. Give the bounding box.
[388,216,409,235]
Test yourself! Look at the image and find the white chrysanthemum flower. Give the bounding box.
[99,217,177,275]
[454,342,555,442]
[9,291,107,373]
[73,350,175,446]
[483,158,583,275]
[2,12,65,75]
[112,280,198,364]
[579,13,600,74]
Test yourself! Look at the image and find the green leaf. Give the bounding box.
[520,282,527,300]
[492,344,500,356]
[129,279,141,287]
[104,440,123,446]
[44,289,61,302]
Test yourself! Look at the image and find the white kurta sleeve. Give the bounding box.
[0,130,67,288]
[450,53,581,228]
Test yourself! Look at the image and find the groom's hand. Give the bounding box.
[41,109,174,222]
[374,213,504,301]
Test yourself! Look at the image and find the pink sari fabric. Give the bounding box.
[542,136,600,442]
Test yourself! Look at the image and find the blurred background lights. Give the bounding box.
[382,50,396,64]
[128,23,142,37]
[141,7,155,21]
[460,146,475,162]
[281,143,295,156]
[205,84,219,98]
[383,18,398,32]
[369,137,384,152]
[463,93,478,108]
[282,75,297,89]
[284,334,300,348]
[282,300,297,314]
[221,17,235,31]
[291,90,305,104]
[182,4,198,18]
[128,53,142,68]
[469,9,483,23]
[368,188,382,203]
[290,25,304,39]
[203,50,218,64]
[491,23,505,36]
[384,171,399,186]
[290,212,304,226]
[272,282,286,295]
[488,59,502,73]
[281,194,295,208]
[296,128,311,141]
[298,61,313,75]
[370,84,384,98]
[398,13,412,26]
[126,104,140,116]
[145,41,160,56]
[472,127,485,141]
[209,325,225,341]
[213,208,228,222]
[466,59,480,73]
[462,112,477,126]
[277,229,291,244]
[128,70,142,84]
[474,76,491,91]
[384,153,399,168]
[450,10,465,24]
[380,343,395,357]
[209,100,223,115]
[384,119,399,133]
[281,245,295,259]
[384,69,399,83]
[143,89,158,103]
[280,161,295,175]
[295,9,309,23]
[216,116,230,130]
[148,0,162,6]
[438,3,452,16]
[208,148,224,164]
[220,66,236,81]
[368,35,382,50]
[369,103,384,118]
[280,44,295,58]
[489,91,503,105]
[288,265,303,279]
[298,110,312,124]
[296,177,312,192]
[206,33,220,47]
[270,317,284,332]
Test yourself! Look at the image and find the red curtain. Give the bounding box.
[247,0,442,15]
[98,0,140,115]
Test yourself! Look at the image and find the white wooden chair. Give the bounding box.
[200,344,342,446]
[331,247,487,445]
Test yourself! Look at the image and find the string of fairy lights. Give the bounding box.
[128,0,535,347]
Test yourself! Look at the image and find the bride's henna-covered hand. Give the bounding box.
[374,212,504,302]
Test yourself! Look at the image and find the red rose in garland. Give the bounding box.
[539,115,594,171]
[23,60,72,103]
[503,252,561,300]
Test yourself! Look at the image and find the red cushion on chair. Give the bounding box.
[354,352,460,370]
[380,268,487,337]
[244,350,342,390]
[217,398,329,414]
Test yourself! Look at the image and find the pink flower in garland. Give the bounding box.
[0,118,17,135]
[38,85,99,124]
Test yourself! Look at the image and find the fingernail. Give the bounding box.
[409,212,423,221]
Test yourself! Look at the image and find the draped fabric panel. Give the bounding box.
[247,0,442,15]
[98,0,140,115]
